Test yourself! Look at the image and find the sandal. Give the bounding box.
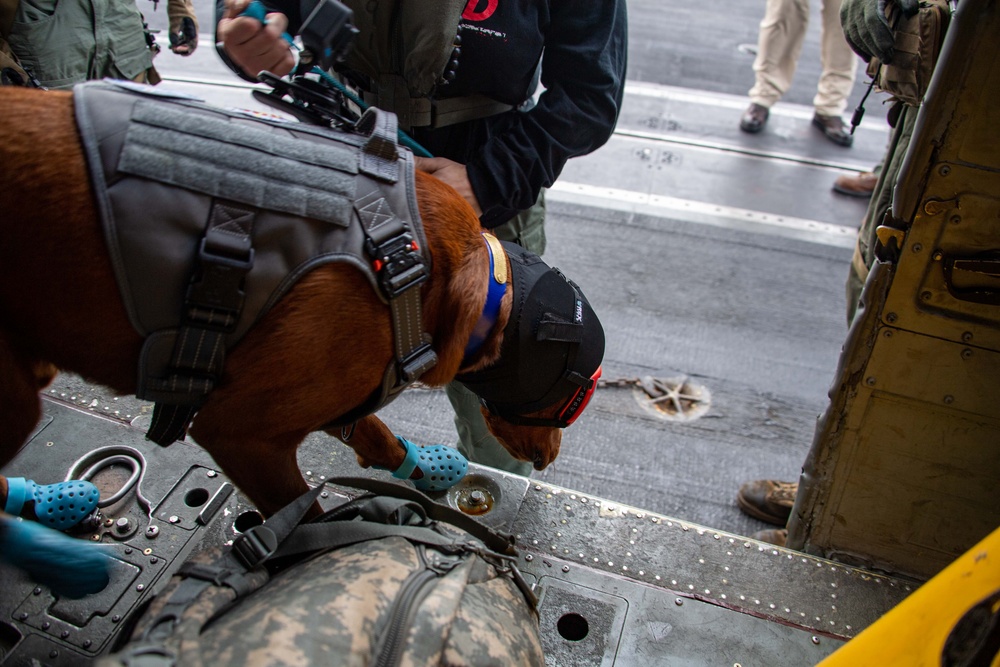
[4,478,101,531]
[381,437,469,492]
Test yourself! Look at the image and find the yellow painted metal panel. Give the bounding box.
[818,526,1000,666]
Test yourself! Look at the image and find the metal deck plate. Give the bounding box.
[0,399,917,665]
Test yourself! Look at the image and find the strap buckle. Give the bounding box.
[231,524,278,569]
[185,238,255,332]
[366,232,427,299]
[399,344,437,384]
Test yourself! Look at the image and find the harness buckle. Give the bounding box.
[399,344,438,384]
[185,238,255,332]
[366,232,427,299]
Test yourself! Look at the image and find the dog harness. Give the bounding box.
[73,80,437,444]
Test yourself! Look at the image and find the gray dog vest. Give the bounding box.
[72,80,436,442]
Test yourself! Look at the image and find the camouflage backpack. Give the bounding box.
[99,478,545,667]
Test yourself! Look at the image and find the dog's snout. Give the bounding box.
[533,456,546,470]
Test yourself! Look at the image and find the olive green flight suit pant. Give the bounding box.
[8,0,152,89]
[846,104,918,324]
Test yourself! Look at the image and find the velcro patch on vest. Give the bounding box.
[118,101,357,225]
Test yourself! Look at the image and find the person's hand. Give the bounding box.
[217,0,295,78]
[841,0,920,64]
[415,156,483,217]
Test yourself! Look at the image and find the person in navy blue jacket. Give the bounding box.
[216,0,627,475]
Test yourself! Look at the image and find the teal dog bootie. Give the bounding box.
[378,438,469,492]
[4,478,101,531]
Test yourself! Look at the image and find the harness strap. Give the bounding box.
[146,200,257,445]
[357,106,401,182]
[346,178,437,421]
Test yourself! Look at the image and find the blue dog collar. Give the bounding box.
[462,233,507,364]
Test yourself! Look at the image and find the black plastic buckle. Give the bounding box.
[185,239,255,331]
[231,524,278,570]
[366,233,427,298]
[399,344,438,384]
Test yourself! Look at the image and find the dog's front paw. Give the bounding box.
[378,438,468,492]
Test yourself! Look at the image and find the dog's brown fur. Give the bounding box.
[0,88,563,516]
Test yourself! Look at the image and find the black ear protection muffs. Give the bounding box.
[456,241,605,428]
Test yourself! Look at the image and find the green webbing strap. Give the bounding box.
[321,477,515,555]
[271,518,466,561]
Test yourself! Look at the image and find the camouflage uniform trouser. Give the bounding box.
[846,103,918,325]
[444,190,547,476]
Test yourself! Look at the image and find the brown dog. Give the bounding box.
[0,86,603,517]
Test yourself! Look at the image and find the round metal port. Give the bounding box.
[446,473,503,516]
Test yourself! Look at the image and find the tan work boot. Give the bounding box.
[832,171,878,198]
[752,528,788,547]
[736,479,797,525]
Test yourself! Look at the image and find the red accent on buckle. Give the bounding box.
[558,366,602,425]
[410,241,419,252]
[373,259,383,272]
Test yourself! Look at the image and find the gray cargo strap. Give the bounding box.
[357,106,401,181]
[146,200,258,445]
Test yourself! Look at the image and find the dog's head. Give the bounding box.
[456,241,605,470]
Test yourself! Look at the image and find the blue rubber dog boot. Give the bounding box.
[389,438,468,492]
[0,516,111,598]
[4,478,101,531]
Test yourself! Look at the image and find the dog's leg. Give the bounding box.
[0,330,48,468]
[328,416,414,477]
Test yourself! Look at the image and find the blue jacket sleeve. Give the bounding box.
[466,0,628,227]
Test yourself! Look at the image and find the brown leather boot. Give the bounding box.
[740,103,770,133]
[812,113,853,146]
[736,479,797,525]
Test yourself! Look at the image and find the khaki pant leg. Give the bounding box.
[445,190,547,476]
[749,0,811,107]
[814,0,858,116]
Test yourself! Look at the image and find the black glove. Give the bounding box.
[840,0,920,64]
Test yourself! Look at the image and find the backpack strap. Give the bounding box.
[323,476,516,553]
